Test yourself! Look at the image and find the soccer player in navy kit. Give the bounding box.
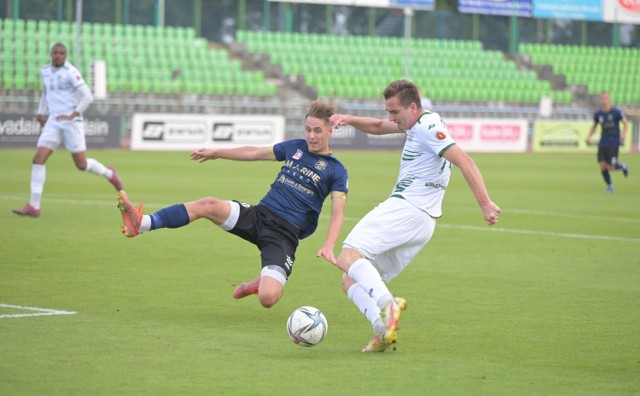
[116,100,348,308]
[585,91,629,193]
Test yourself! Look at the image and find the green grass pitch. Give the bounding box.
[1,149,639,395]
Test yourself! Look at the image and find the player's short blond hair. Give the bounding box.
[306,100,336,124]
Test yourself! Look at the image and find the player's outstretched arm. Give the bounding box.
[330,114,400,135]
[190,146,275,163]
[316,195,347,265]
[36,92,48,127]
[585,123,597,146]
[621,115,629,143]
[443,145,500,225]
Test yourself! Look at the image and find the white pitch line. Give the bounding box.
[0,194,167,208]
[338,216,639,243]
[449,206,640,224]
[436,224,640,243]
[3,194,638,243]
[3,194,639,223]
[0,303,78,319]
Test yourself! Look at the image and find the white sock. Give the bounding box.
[30,164,45,209]
[347,283,384,332]
[85,158,112,178]
[139,215,151,233]
[347,258,393,309]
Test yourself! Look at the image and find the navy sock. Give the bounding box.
[601,170,611,185]
[614,163,623,170]
[150,204,190,230]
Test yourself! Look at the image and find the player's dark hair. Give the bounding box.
[306,100,336,123]
[384,80,421,109]
[51,43,67,53]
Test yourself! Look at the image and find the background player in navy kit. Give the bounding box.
[585,91,629,193]
[13,43,122,218]
[116,100,348,308]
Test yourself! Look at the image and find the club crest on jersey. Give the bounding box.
[293,149,303,160]
[436,131,447,140]
[315,160,327,171]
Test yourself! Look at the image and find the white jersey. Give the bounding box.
[389,111,456,218]
[40,61,87,119]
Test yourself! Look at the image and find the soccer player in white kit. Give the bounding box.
[330,80,501,352]
[13,43,122,218]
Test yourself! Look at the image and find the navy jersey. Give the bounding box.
[259,139,348,239]
[593,108,625,148]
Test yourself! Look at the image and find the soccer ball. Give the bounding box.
[286,306,328,347]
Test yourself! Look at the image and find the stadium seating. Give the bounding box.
[520,43,640,105]
[0,18,277,96]
[236,29,569,104]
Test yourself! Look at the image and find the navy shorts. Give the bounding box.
[597,146,619,165]
[228,202,301,278]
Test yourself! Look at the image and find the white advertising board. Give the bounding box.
[269,0,434,10]
[446,118,529,153]
[604,0,640,24]
[130,113,285,151]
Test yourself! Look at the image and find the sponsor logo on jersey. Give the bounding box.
[314,160,327,171]
[278,174,315,195]
[284,160,322,185]
[436,131,447,140]
[425,181,447,190]
[293,149,303,160]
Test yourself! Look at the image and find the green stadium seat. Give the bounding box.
[522,42,640,105]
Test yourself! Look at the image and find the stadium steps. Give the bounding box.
[519,43,640,106]
[508,53,593,109]
[234,30,572,106]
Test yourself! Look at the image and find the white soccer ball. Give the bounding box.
[286,306,328,347]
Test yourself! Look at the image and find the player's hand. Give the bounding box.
[316,246,337,265]
[190,148,217,163]
[329,114,350,129]
[36,115,47,128]
[56,112,78,121]
[482,201,501,225]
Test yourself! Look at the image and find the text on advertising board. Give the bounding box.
[142,121,207,143]
[479,124,522,141]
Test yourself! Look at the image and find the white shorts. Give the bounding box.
[37,119,87,153]
[343,197,436,282]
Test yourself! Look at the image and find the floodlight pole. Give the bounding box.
[155,0,165,27]
[403,7,413,80]
[75,0,82,70]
